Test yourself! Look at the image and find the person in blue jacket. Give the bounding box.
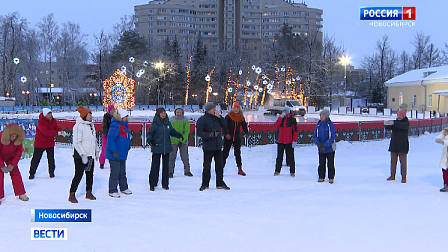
[106,108,132,198]
[147,107,183,191]
[313,109,336,184]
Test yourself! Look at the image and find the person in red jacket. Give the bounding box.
[274,106,298,177]
[0,123,29,204]
[29,108,63,179]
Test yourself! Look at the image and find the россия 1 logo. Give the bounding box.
[360,7,416,20]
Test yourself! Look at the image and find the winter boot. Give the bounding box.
[238,166,246,176]
[401,176,406,183]
[19,194,29,201]
[329,179,334,184]
[68,192,78,203]
[184,171,193,177]
[440,185,448,192]
[318,178,325,182]
[387,175,395,181]
[85,190,96,200]
[169,173,174,178]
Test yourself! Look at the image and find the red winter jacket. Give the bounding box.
[274,113,298,144]
[34,112,61,148]
[0,124,25,167]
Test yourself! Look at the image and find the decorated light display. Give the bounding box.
[205,75,210,82]
[239,70,243,75]
[255,67,262,74]
[13,57,20,64]
[103,69,135,109]
[208,87,212,93]
[143,61,149,67]
[251,65,256,70]
[128,57,135,63]
[246,81,251,87]
[20,76,27,83]
[185,56,192,105]
[228,87,233,92]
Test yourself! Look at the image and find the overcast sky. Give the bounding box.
[2,0,447,67]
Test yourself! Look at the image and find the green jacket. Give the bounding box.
[170,115,190,144]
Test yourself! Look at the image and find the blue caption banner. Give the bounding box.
[31,209,92,222]
[360,7,402,20]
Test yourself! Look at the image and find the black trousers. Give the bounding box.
[222,138,242,168]
[149,153,170,188]
[202,150,225,187]
[70,157,94,193]
[275,143,295,174]
[29,147,55,176]
[318,151,335,179]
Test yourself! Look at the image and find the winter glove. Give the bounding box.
[180,135,184,141]
[85,156,93,171]
[149,140,155,147]
[435,138,444,145]
[384,120,394,126]
[280,112,286,118]
[1,166,13,173]
[319,144,327,152]
[226,134,231,140]
[113,152,119,159]
[58,131,68,137]
[292,141,297,148]
[209,131,220,138]
[81,154,88,164]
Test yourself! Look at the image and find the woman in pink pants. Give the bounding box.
[100,105,115,169]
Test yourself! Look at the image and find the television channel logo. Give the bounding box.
[31,227,68,240]
[360,7,416,20]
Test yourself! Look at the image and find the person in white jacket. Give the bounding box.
[434,127,448,192]
[68,106,99,203]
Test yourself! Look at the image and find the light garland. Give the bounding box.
[103,69,135,109]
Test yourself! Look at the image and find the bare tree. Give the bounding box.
[411,31,430,69]
[425,43,440,68]
[37,13,59,102]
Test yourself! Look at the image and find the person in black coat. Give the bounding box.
[222,102,249,176]
[196,102,229,191]
[147,107,182,191]
[384,109,409,183]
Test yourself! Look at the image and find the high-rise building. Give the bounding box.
[134,0,323,56]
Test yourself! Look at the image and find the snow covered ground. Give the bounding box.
[1,130,447,251]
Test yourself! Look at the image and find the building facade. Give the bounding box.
[134,0,323,57]
[385,65,448,113]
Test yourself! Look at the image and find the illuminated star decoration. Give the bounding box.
[103,69,135,109]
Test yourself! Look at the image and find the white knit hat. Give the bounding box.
[42,108,52,116]
[117,108,128,118]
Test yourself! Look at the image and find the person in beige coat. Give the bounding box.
[434,127,448,192]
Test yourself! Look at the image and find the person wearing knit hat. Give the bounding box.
[169,107,192,178]
[106,107,132,198]
[0,123,29,203]
[314,109,336,184]
[274,104,298,177]
[77,105,91,119]
[222,102,249,176]
[147,105,183,191]
[204,102,216,113]
[29,106,63,179]
[196,101,230,191]
[99,104,116,169]
[69,106,98,203]
[384,109,409,183]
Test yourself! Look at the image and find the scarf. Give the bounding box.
[228,112,245,123]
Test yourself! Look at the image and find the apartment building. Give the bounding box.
[134,0,323,56]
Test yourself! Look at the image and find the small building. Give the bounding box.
[0,96,15,106]
[385,65,448,113]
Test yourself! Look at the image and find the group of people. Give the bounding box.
[1,103,447,205]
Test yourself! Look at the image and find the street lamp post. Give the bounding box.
[339,55,350,107]
[155,62,164,106]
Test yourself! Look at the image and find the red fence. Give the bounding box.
[55,118,448,147]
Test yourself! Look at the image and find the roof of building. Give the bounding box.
[385,65,448,87]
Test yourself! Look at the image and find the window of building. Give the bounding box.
[157,16,167,20]
[149,23,153,27]
[316,14,322,18]
[148,17,154,21]
[149,10,154,14]
[428,94,433,107]
[157,8,166,13]
[413,95,417,107]
[148,30,153,34]
[305,19,310,24]
[293,11,302,15]
[399,92,403,105]
[305,12,310,17]
[199,4,217,8]
[157,29,167,33]
[170,23,175,27]
[170,9,176,14]
[284,19,289,23]
[284,12,289,16]
[293,18,302,22]
[156,22,167,26]
[170,30,176,34]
